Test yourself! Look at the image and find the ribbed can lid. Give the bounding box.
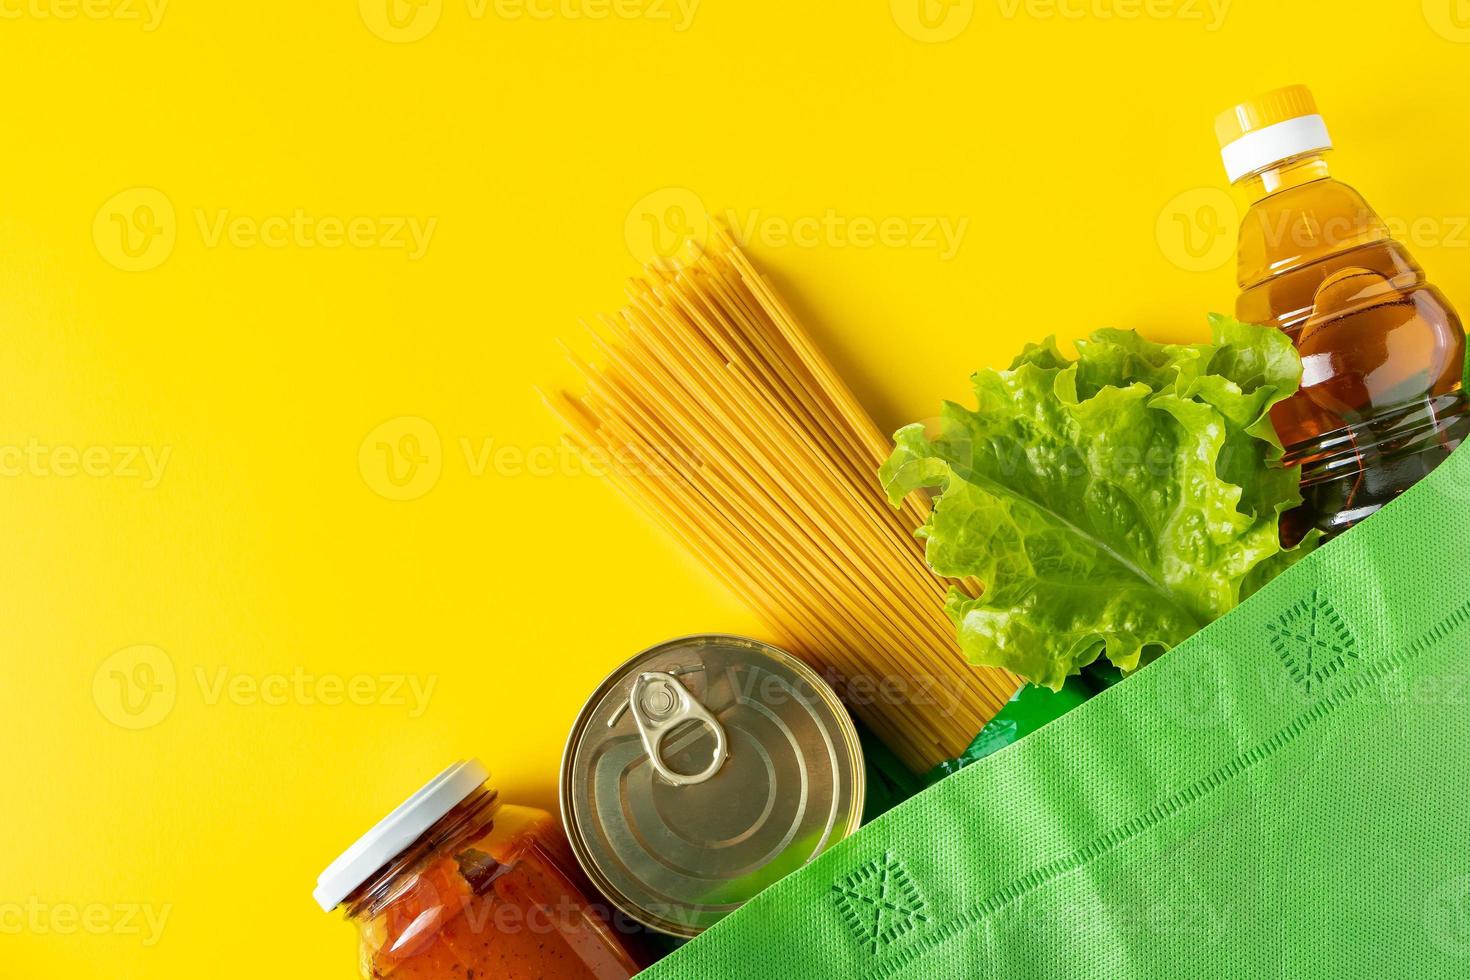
[560,635,864,937]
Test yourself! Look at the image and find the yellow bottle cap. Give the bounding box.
[1215,85,1319,148]
[1214,85,1332,184]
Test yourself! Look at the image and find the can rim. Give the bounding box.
[558,633,865,938]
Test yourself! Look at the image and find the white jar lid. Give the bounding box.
[314,759,489,912]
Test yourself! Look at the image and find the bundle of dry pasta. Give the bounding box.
[550,229,1017,772]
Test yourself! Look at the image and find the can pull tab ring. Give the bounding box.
[629,671,728,787]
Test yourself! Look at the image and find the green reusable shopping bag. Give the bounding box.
[640,443,1470,979]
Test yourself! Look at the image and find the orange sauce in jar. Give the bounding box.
[324,767,641,980]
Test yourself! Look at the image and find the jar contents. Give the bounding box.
[1218,85,1470,541]
[316,760,640,980]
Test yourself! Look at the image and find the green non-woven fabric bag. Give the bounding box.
[640,444,1470,979]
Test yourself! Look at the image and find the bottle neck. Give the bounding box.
[342,785,501,920]
[1235,152,1332,203]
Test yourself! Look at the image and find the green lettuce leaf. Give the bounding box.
[882,317,1311,690]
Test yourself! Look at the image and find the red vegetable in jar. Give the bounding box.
[315,760,641,979]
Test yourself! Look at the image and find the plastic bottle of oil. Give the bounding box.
[1216,85,1469,541]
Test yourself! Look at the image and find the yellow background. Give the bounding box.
[3,0,1470,975]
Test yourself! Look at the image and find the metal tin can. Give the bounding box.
[559,634,865,937]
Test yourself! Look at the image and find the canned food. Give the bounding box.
[560,634,865,937]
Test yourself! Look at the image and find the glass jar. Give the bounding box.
[316,760,641,980]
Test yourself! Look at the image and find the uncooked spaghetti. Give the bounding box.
[550,228,1017,772]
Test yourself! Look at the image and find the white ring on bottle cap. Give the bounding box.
[313,759,489,912]
[1220,114,1332,184]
